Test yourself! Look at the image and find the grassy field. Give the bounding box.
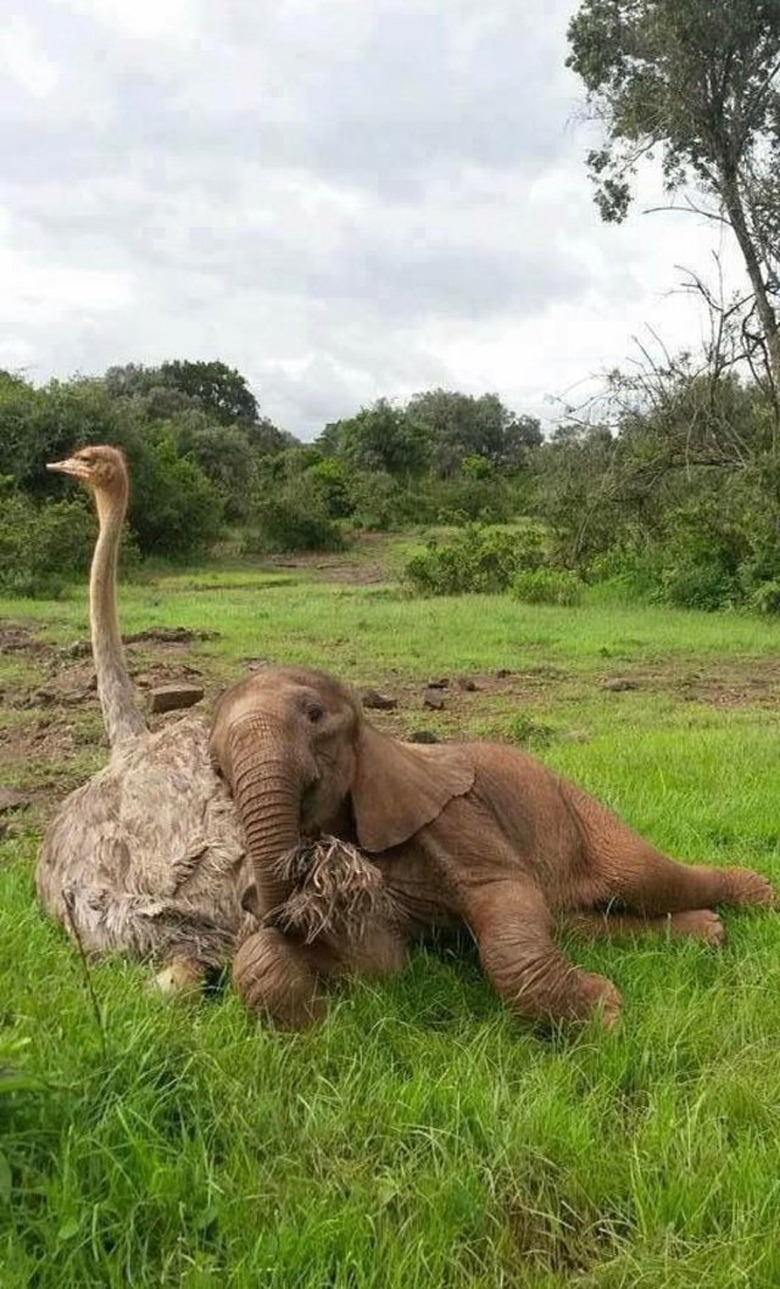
[2,544,780,1287]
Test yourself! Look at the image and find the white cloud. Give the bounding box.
[0,0,748,436]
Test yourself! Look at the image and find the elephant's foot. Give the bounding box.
[154,954,207,996]
[721,868,775,908]
[232,927,326,1029]
[569,972,622,1029]
[562,908,726,947]
[666,908,725,945]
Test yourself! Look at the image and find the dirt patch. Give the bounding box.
[0,623,51,656]
[264,534,395,586]
[600,658,780,709]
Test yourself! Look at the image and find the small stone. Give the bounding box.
[457,677,479,692]
[601,678,638,693]
[148,683,204,714]
[495,668,512,679]
[0,788,33,814]
[423,687,445,710]
[426,677,449,689]
[361,689,398,711]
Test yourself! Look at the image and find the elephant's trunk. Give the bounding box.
[228,722,307,915]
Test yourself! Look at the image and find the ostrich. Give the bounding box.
[35,445,251,990]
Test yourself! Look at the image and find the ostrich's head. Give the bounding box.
[47,445,128,498]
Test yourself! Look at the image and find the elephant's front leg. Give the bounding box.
[231,920,407,1029]
[465,879,622,1028]
[232,927,327,1028]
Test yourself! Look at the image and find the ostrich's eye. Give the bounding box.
[306,704,324,724]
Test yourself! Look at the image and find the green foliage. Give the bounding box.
[406,388,542,477]
[105,359,260,425]
[567,0,780,223]
[347,471,400,530]
[532,364,780,614]
[404,523,548,595]
[320,398,433,477]
[511,568,583,607]
[247,471,345,553]
[748,580,780,615]
[567,0,780,373]
[0,490,95,597]
[127,436,224,559]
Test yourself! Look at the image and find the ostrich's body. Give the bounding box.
[35,446,250,971]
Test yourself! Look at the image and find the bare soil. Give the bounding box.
[3,605,779,828]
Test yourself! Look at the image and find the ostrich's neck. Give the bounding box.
[91,489,147,747]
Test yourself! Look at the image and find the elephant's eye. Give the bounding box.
[306,704,324,724]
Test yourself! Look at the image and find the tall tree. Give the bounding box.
[406,389,541,477]
[567,0,780,380]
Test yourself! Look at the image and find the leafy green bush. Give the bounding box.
[748,580,780,615]
[247,499,344,553]
[127,435,224,559]
[0,491,95,597]
[658,560,739,612]
[247,472,345,553]
[404,523,547,595]
[511,568,583,606]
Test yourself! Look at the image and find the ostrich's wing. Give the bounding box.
[36,716,249,961]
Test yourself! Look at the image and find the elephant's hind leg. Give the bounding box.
[467,880,622,1028]
[560,908,726,947]
[570,787,775,914]
[598,843,775,915]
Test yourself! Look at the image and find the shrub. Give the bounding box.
[745,579,780,615]
[127,435,225,559]
[0,491,94,597]
[404,523,548,595]
[511,568,583,606]
[657,559,739,612]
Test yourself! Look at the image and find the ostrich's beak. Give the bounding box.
[47,458,90,480]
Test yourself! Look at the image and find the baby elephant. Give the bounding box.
[210,665,774,1029]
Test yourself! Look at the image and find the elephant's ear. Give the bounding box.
[352,724,475,852]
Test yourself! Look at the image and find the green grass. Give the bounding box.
[2,556,780,1286]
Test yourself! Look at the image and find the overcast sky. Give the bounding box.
[0,0,741,438]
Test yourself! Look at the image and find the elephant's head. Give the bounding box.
[210,665,474,916]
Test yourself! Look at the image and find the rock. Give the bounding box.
[148,683,204,714]
[0,788,33,814]
[601,678,638,693]
[58,640,92,660]
[244,658,271,672]
[495,668,513,679]
[423,687,446,711]
[457,676,479,692]
[408,730,440,744]
[426,677,449,690]
[361,689,398,711]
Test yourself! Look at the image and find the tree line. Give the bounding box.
[2,352,779,613]
[4,0,780,611]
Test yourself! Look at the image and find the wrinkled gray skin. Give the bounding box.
[212,665,775,1030]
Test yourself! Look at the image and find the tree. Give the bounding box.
[317,399,433,477]
[105,360,261,425]
[159,360,259,425]
[567,0,780,380]
[406,389,541,476]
